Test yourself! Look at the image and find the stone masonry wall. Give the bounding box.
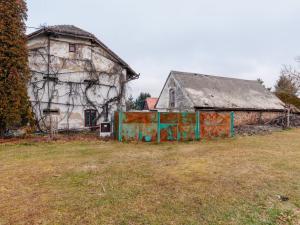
[234,111,284,126]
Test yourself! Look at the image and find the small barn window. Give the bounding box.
[84,109,97,127]
[169,89,175,108]
[69,43,76,52]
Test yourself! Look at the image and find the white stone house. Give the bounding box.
[27,25,138,132]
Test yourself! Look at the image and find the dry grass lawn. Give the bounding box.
[0,129,300,225]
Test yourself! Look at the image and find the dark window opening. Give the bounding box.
[84,79,98,84]
[85,109,97,127]
[43,76,58,82]
[69,43,76,52]
[43,109,59,115]
[169,89,175,108]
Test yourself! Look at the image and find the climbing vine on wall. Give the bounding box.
[28,35,127,132]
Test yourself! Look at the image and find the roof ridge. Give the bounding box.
[171,70,258,83]
[46,25,95,37]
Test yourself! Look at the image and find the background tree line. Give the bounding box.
[274,65,300,108]
[126,92,151,111]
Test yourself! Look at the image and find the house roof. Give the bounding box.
[144,98,158,110]
[27,25,139,80]
[170,71,285,111]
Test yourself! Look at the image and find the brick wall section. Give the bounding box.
[233,111,284,126]
[197,110,284,126]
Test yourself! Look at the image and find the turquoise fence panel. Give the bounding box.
[230,111,235,137]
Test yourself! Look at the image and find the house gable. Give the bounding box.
[155,72,194,111]
[28,25,139,81]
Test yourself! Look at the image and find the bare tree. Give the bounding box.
[280,65,300,92]
[275,66,300,115]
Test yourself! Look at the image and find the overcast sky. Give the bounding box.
[26,0,300,97]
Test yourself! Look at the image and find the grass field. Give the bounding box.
[0,130,299,225]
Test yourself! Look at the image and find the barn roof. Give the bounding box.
[28,25,139,80]
[170,71,285,111]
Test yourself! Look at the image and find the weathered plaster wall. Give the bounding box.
[156,74,194,112]
[28,34,127,131]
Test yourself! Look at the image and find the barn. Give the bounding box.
[155,71,286,126]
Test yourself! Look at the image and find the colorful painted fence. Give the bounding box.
[114,111,234,142]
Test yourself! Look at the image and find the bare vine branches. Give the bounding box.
[28,37,127,132]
